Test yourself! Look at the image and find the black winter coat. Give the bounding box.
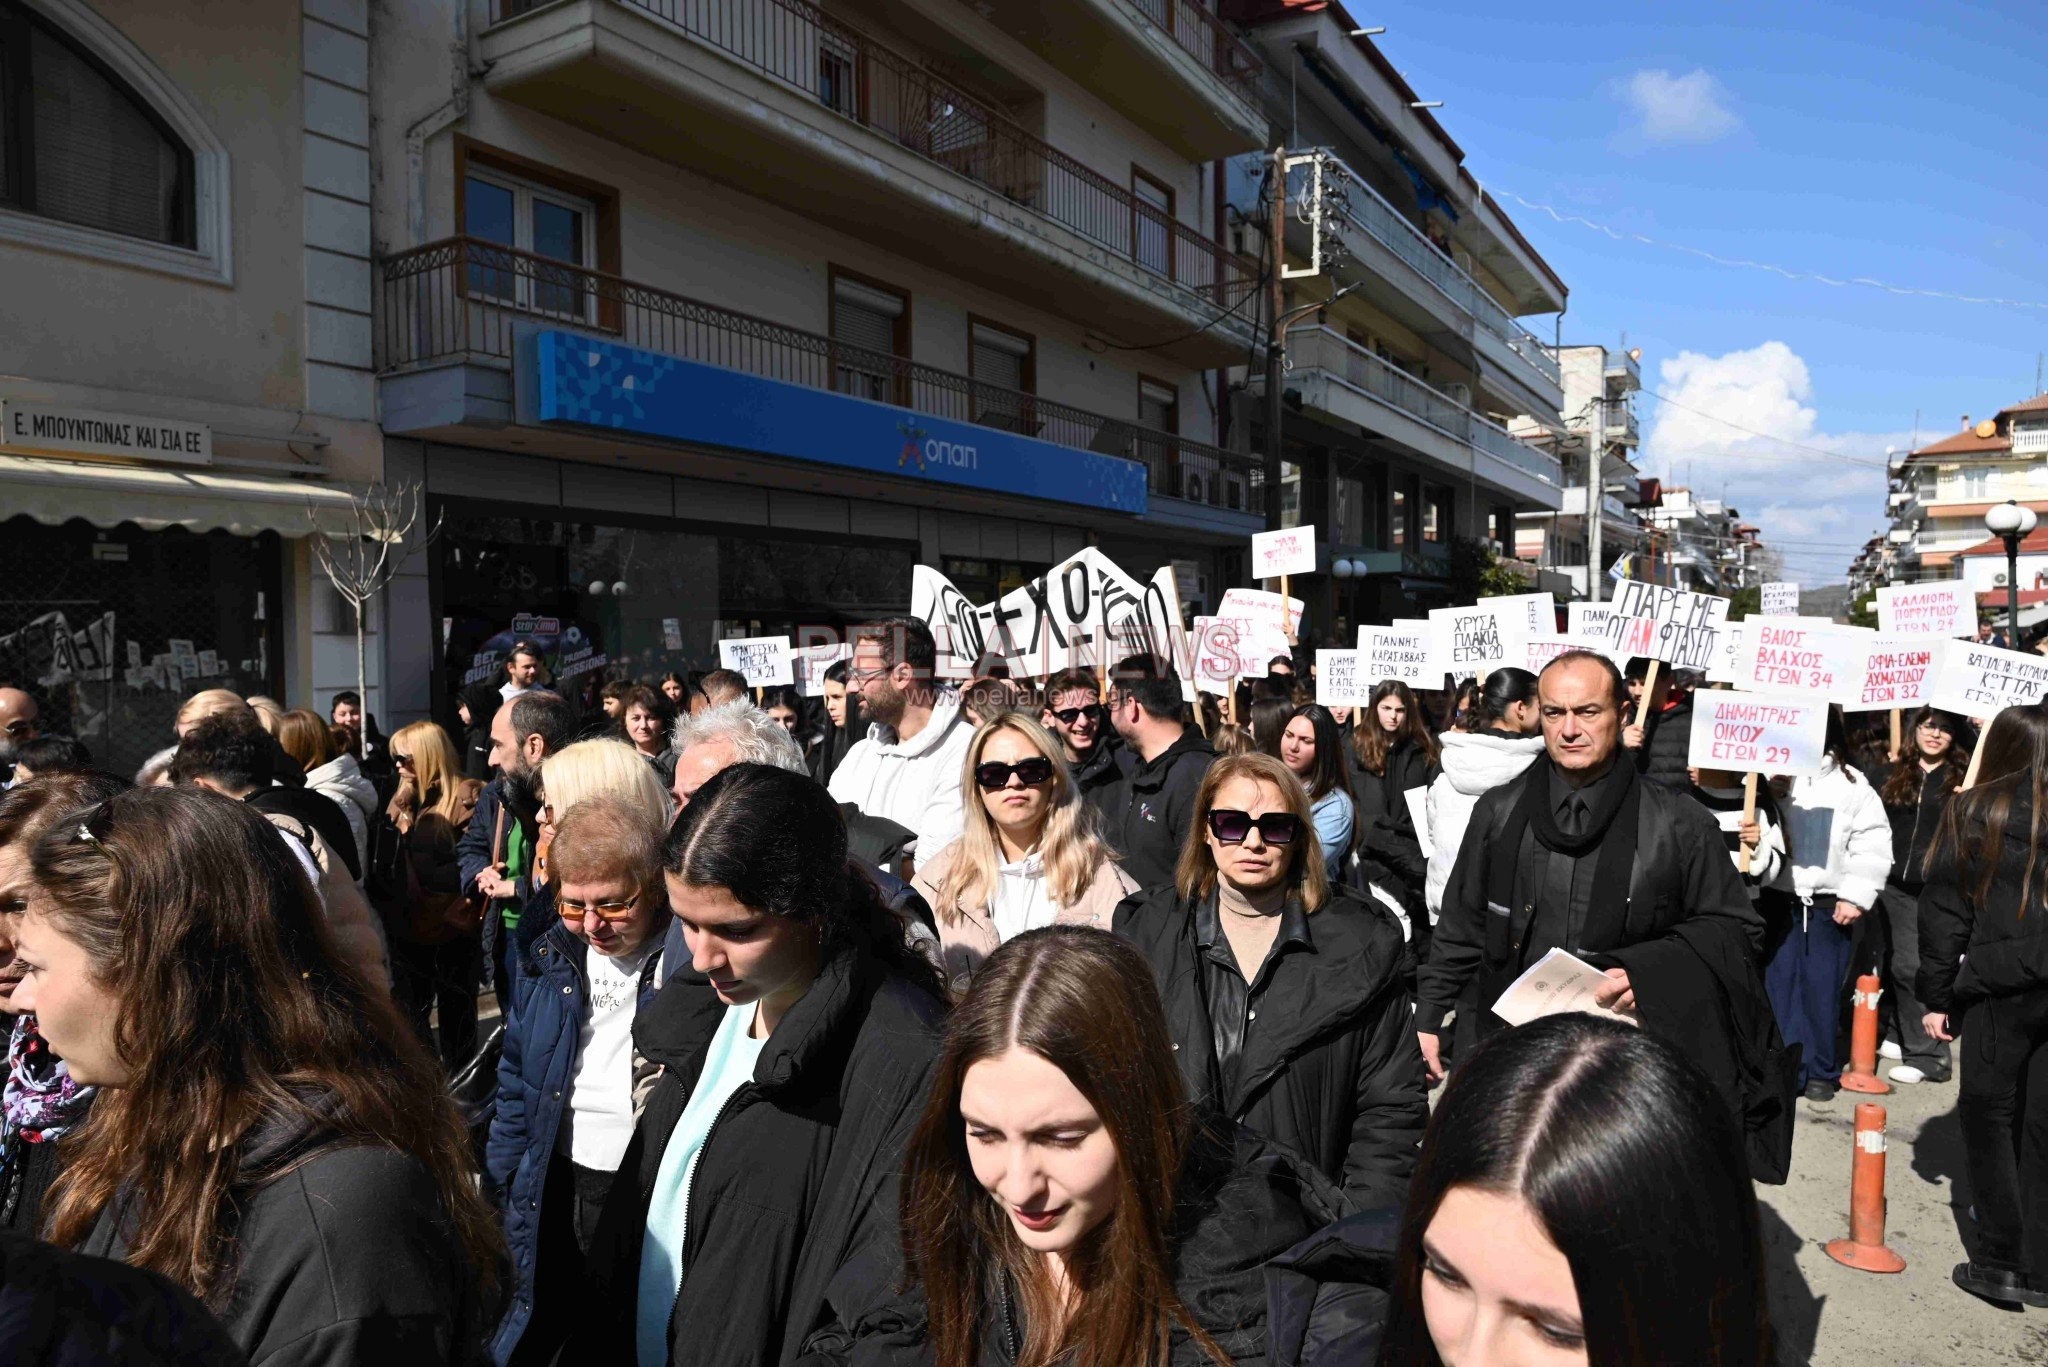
[1102,729,1216,895]
[0,1230,249,1367]
[585,950,946,1366]
[794,1121,1369,1367]
[1632,696,1694,788]
[78,1115,484,1366]
[1113,884,1427,1214]
[1348,737,1433,896]
[1872,759,1959,891]
[1920,787,2048,1014]
[1071,734,1134,809]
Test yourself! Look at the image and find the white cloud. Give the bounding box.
[1619,68,1740,146]
[1640,342,1904,584]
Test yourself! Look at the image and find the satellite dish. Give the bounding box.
[1978,419,1999,439]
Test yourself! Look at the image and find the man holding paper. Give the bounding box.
[1419,652,1778,1169]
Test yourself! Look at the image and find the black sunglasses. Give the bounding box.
[975,757,1056,791]
[1049,704,1104,725]
[1206,809,1301,846]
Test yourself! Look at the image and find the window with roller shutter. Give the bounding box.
[969,320,1033,432]
[830,272,908,405]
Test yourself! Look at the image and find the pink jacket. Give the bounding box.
[913,839,1138,994]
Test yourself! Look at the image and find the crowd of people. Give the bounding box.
[1,606,2047,1364]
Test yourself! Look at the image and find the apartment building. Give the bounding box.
[1215,0,1568,639]
[1513,343,1647,599]
[365,0,1282,718]
[1640,486,1761,594]
[1881,395,2048,585]
[0,0,382,776]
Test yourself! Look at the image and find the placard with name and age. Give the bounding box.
[1877,580,1978,639]
[1759,582,1801,616]
[1731,617,1873,701]
[1927,641,2048,719]
[717,635,794,688]
[1316,650,1365,708]
[1687,690,1829,776]
[1251,525,1318,580]
[1357,623,1434,685]
[1841,636,1938,712]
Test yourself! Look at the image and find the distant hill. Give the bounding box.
[1801,584,1851,621]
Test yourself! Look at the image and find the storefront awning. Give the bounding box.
[0,453,360,538]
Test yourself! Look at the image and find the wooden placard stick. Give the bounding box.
[1888,707,1902,762]
[1738,771,1759,875]
[1963,721,1991,790]
[1634,659,1661,729]
[1281,574,1294,643]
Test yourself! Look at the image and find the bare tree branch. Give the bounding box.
[305,481,445,715]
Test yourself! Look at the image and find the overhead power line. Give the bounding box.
[1494,189,2048,315]
[1634,389,1892,468]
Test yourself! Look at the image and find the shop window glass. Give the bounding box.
[1391,488,1407,550]
[462,170,592,318]
[0,3,194,246]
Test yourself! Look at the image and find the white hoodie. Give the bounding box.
[1784,760,1893,914]
[305,751,378,881]
[1424,729,1546,918]
[827,697,974,858]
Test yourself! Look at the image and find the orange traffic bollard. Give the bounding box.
[1840,973,1891,1095]
[1825,1103,1906,1273]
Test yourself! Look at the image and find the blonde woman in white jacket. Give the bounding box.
[1767,710,1894,1103]
[1422,669,1544,921]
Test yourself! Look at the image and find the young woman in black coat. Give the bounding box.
[586,763,947,1366]
[803,925,1371,1366]
[1869,706,1970,1084]
[1920,705,2048,1308]
[1347,682,1438,902]
[1113,753,1427,1215]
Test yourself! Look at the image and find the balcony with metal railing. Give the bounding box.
[377,237,1259,517]
[1307,155,1561,407]
[1276,325,1562,508]
[480,0,1258,365]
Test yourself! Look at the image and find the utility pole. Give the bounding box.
[1588,388,1604,603]
[1264,145,1286,531]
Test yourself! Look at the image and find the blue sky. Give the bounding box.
[1366,0,2047,585]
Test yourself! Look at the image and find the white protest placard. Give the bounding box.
[1732,617,1873,702]
[792,642,853,697]
[718,635,794,688]
[1316,650,1365,708]
[1404,787,1434,860]
[1842,635,1938,712]
[912,564,989,679]
[1358,624,1434,685]
[1760,582,1801,616]
[1190,616,1239,693]
[1251,525,1317,579]
[1429,601,1526,677]
[1522,633,1611,674]
[1602,580,1730,669]
[1491,592,1558,640]
[1566,602,1613,641]
[1214,587,1304,677]
[1927,641,2048,719]
[1706,620,1748,684]
[1687,690,1830,776]
[1877,580,1978,639]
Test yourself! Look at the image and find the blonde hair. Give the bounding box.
[936,714,1114,920]
[390,720,469,826]
[1173,751,1329,912]
[246,696,285,734]
[175,689,250,735]
[540,737,671,829]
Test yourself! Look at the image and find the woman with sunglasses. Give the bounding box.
[806,925,1368,1364]
[913,715,1138,993]
[1113,753,1427,1213]
[488,795,680,1367]
[377,719,486,1072]
[19,786,502,1363]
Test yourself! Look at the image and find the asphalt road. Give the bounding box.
[1765,1075,2048,1365]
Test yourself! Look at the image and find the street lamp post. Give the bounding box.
[1984,499,2039,647]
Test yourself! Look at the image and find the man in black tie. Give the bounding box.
[1417,651,1789,1174]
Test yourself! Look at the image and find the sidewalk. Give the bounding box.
[1765,1077,2048,1364]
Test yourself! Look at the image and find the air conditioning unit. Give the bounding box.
[1221,468,1248,511]
[1183,471,1208,503]
[1996,572,2010,587]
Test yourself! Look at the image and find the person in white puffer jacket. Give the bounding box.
[1423,670,1545,919]
[1768,710,1893,1103]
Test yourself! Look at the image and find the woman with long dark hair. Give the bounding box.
[1380,1013,1772,1366]
[1871,707,1970,1084]
[1263,704,1354,881]
[1920,705,2048,1306]
[1114,753,1425,1212]
[1421,668,1542,920]
[586,762,947,1366]
[18,785,502,1361]
[834,925,1358,1365]
[1348,680,1437,900]
[0,772,126,1235]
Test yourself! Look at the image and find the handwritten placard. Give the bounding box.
[717,635,794,688]
[1358,624,1435,685]
[1706,620,1748,685]
[792,642,853,697]
[1566,602,1613,641]
[1603,581,1730,669]
[1877,580,1978,639]
[1214,588,1304,676]
[1927,641,2048,719]
[1251,525,1318,579]
[1522,633,1612,674]
[1840,637,1937,712]
[1687,690,1829,776]
[1732,618,1873,701]
[1316,650,1365,708]
[1759,582,1801,616]
[1429,602,1525,677]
